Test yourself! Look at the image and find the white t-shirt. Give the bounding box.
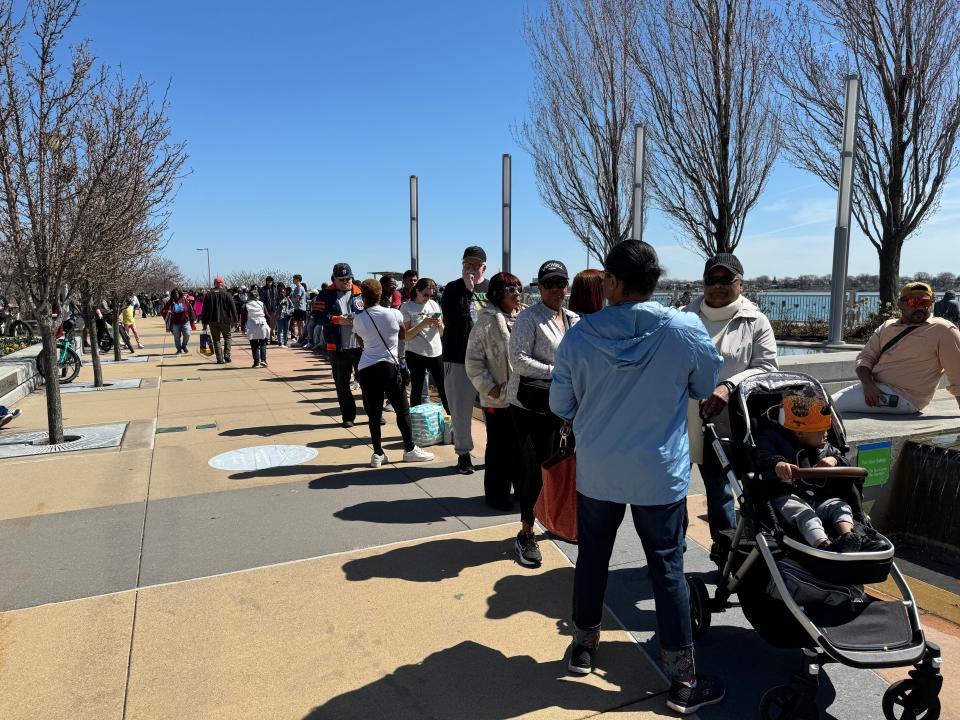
[400,299,443,358]
[352,306,403,371]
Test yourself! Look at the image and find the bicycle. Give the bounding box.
[0,297,35,341]
[37,317,81,384]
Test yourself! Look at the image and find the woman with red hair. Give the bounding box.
[568,269,605,315]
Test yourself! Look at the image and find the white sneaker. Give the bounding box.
[402,446,434,463]
[384,402,394,412]
[370,452,387,468]
[350,381,360,391]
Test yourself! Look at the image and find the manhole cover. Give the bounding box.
[208,445,318,472]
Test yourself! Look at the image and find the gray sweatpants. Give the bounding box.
[772,495,854,546]
[444,361,477,456]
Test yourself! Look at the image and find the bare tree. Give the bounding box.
[632,0,782,258]
[139,256,186,295]
[0,0,185,440]
[778,0,960,306]
[223,268,293,289]
[518,0,642,263]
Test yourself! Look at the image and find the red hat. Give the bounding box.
[214,277,225,284]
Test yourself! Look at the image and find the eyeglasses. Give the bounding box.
[704,274,738,287]
[541,278,568,290]
[905,297,933,308]
[503,286,523,295]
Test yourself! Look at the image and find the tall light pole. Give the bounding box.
[409,176,419,273]
[502,153,512,274]
[631,124,646,242]
[827,75,861,345]
[196,247,211,287]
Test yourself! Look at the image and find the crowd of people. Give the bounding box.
[21,242,958,715]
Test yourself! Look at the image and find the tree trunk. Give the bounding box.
[877,238,903,312]
[85,301,103,387]
[36,316,65,444]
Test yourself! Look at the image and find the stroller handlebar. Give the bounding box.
[792,466,868,480]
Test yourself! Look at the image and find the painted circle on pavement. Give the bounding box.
[208,444,318,472]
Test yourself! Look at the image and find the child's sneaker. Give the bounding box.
[666,676,725,714]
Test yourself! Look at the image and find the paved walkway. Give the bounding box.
[0,317,956,719]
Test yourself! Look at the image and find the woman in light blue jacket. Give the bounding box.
[549,241,725,715]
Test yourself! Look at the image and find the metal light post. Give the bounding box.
[502,154,512,274]
[196,247,211,287]
[631,124,646,242]
[409,176,419,273]
[827,76,861,345]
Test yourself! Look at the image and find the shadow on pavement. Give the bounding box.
[333,496,511,524]
[261,374,329,382]
[228,463,371,481]
[302,640,664,720]
[341,537,513,582]
[219,423,330,437]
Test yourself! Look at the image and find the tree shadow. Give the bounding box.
[302,640,666,720]
[341,537,514,582]
[262,374,329,382]
[333,496,511,525]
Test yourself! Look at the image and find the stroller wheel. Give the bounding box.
[882,679,940,720]
[759,685,819,720]
[686,575,711,639]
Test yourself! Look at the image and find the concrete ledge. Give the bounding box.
[0,342,42,408]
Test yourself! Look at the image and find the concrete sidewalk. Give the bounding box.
[0,317,955,719]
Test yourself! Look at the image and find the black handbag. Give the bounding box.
[517,377,552,414]
[365,311,410,388]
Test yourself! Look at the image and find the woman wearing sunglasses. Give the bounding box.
[682,253,778,556]
[833,281,960,415]
[507,260,579,567]
[465,272,526,511]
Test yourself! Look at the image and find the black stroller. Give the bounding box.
[687,371,943,720]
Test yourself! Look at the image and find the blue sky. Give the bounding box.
[67,0,959,287]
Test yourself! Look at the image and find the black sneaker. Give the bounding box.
[859,536,890,552]
[567,627,600,675]
[457,454,474,475]
[515,531,542,567]
[342,420,354,429]
[825,532,861,553]
[666,676,725,714]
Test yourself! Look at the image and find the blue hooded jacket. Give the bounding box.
[550,301,722,506]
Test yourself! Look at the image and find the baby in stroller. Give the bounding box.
[756,393,888,553]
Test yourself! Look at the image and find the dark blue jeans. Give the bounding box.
[573,493,693,662]
[698,449,736,541]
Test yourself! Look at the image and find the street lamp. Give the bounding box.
[196,248,211,287]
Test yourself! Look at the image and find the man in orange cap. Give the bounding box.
[756,394,886,552]
[834,281,960,414]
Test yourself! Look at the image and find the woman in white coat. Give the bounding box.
[465,272,526,511]
[683,253,778,553]
[242,288,272,368]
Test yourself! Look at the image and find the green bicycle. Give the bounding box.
[37,318,81,384]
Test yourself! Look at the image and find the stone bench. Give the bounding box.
[0,343,42,408]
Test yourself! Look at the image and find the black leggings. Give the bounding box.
[405,351,449,413]
[513,406,563,526]
[358,361,414,455]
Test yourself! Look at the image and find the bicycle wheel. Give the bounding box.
[98,330,113,352]
[57,345,81,384]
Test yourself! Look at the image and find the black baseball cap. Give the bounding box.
[332,262,353,279]
[703,253,744,278]
[462,246,487,262]
[538,260,569,283]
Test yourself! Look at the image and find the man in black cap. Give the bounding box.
[441,246,490,473]
[934,290,960,325]
[316,263,365,427]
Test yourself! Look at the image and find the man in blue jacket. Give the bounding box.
[550,240,724,715]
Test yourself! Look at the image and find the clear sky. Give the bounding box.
[66,0,959,287]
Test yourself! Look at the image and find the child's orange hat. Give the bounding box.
[779,395,833,433]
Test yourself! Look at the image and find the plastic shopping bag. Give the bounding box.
[409,404,444,447]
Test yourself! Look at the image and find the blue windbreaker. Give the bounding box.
[550,301,721,506]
